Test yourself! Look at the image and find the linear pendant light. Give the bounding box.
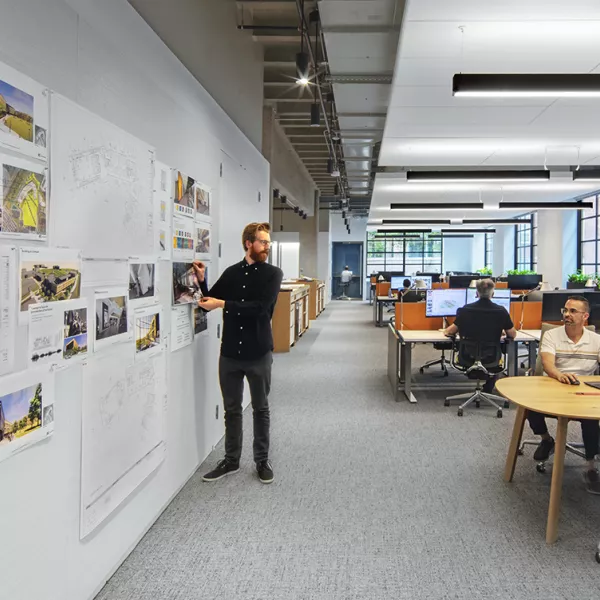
[389,201,593,210]
[453,74,600,98]
[406,170,549,183]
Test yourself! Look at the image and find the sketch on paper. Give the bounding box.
[20,258,80,312]
[34,125,46,148]
[172,262,201,305]
[0,78,34,142]
[173,170,195,218]
[129,262,155,301]
[95,296,128,342]
[2,161,47,236]
[195,185,210,217]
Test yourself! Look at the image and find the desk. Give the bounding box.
[272,284,310,352]
[506,329,541,376]
[374,295,400,327]
[498,376,600,544]
[388,327,539,403]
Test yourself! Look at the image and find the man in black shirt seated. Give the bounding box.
[443,279,517,393]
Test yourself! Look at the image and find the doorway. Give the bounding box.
[332,242,363,299]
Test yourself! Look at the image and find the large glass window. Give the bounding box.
[515,213,538,271]
[579,194,600,275]
[366,231,443,274]
[484,232,493,270]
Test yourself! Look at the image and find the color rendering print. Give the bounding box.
[0,79,34,142]
[195,186,210,216]
[194,307,208,334]
[20,260,81,311]
[2,163,47,236]
[135,312,160,353]
[196,227,210,254]
[174,171,195,216]
[172,262,201,305]
[0,383,42,447]
[95,296,128,341]
[63,308,88,359]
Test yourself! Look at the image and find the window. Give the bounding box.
[514,213,538,271]
[484,232,493,270]
[366,231,442,274]
[579,193,600,275]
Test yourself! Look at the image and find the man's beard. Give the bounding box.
[250,248,269,262]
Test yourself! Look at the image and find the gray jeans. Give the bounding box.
[219,351,272,464]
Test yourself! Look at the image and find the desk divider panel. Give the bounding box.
[395,302,443,330]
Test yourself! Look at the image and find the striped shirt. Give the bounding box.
[540,326,600,376]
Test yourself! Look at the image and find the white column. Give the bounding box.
[492,225,515,276]
[471,233,486,272]
[537,210,574,288]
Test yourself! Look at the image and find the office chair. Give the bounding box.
[518,323,596,472]
[419,341,452,376]
[338,280,350,300]
[445,338,507,418]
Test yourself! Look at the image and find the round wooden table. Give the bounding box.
[497,376,600,544]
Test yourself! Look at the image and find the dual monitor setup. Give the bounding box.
[381,272,543,291]
[425,288,511,317]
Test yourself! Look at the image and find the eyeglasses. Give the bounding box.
[560,307,587,316]
[255,239,271,247]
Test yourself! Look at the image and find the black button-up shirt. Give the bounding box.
[455,298,514,341]
[200,259,283,360]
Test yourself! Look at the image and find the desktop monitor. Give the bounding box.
[417,272,441,283]
[425,289,467,317]
[449,275,481,289]
[507,274,543,290]
[466,288,511,312]
[541,290,586,322]
[408,275,432,289]
[391,276,409,290]
[377,271,391,281]
[389,271,405,278]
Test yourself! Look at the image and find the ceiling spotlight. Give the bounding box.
[296,52,309,81]
[280,195,287,205]
[299,210,305,217]
[297,77,309,86]
[310,103,320,127]
[309,9,319,23]
[334,183,340,196]
[327,158,334,174]
[273,189,280,199]
[453,73,600,98]
[303,214,307,220]
[293,206,299,214]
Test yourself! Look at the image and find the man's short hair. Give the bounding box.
[567,295,590,313]
[476,278,495,299]
[403,279,411,288]
[345,265,349,270]
[242,222,270,250]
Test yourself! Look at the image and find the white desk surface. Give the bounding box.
[397,329,539,344]
[377,296,401,301]
[519,329,542,341]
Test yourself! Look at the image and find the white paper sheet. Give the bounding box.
[28,298,88,367]
[0,245,16,375]
[170,305,193,351]
[81,258,128,289]
[172,214,195,261]
[0,369,55,464]
[93,287,131,352]
[128,257,157,306]
[134,303,162,359]
[80,350,166,538]
[1,153,48,240]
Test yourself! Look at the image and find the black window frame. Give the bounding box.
[514,213,538,271]
[578,193,600,275]
[366,231,443,274]
[484,232,493,270]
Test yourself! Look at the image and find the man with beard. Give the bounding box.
[527,295,600,494]
[193,222,283,484]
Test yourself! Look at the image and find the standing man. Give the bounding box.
[526,296,600,494]
[193,222,283,484]
[340,265,353,298]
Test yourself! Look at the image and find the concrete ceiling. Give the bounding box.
[371,0,600,229]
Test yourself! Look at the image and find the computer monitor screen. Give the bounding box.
[466,288,511,312]
[426,289,467,317]
[507,274,543,289]
[389,271,405,278]
[408,275,432,289]
[449,275,481,289]
[391,276,409,290]
[417,272,441,283]
[542,290,600,325]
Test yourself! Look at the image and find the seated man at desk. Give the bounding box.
[401,279,411,295]
[443,279,516,394]
[527,295,600,494]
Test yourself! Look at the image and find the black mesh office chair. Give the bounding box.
[446,338,507,418]
[420,342,452,376]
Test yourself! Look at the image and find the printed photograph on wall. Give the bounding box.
[0,78,34,142]
[34,125,46,148]
[63,307,88,360]
[194,307,208,335]
[135,309,161,355]
[195,185,210,217]
[172,262,202,305]
[2,158,47,237]
[95,296,128,342]
[173,170,195,218]
[129,262,156,301]
[0,383,42,447]
[20,258,81,312]
[196,225,210,255]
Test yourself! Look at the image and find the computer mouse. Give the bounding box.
[570,378,580,385]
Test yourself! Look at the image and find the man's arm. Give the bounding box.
[444,323,458,336]
[504,310,517,339]
[505,327,517,339]
[541,352,578,384]
[223,268,283,317]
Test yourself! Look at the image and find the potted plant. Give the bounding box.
[567,270,590,289]
[507,269,537,276]
[476,267,492,276]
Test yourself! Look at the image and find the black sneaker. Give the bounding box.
[533,438,555,461]
[256,460,274,484]
[584,469,600,495]
[202,459,239,482]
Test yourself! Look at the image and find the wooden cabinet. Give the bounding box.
[273,284,310,352]
[287,279,326,320]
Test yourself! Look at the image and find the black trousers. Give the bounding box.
[219,351,272,464]
[527,410,600,461]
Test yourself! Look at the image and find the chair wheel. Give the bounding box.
[536,463,546,473]
[497,409,503,418]
[517,448,524,456]
[595,551,600,564]
[475,400,481,408]
[444,399,450,407]
[457,409,463,417]
[443,370,449,377]
[504,401,510,409]
[419,368,424,374]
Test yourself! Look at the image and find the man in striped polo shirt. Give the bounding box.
[528,295,600,494]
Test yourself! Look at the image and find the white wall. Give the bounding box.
[471,234,486,272]
[318,231,332,302]
[493,225,516,275]
[279,209,319,276]
[562,210,578,286]
[443,237,474,273]
[0,1,269,599]
[536,210,578,288]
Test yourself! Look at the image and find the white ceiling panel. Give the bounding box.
[324,32,398,60]
[343,144,373,158]
[338,115,386,130]
[333,83,391,112]
[319,0,396,26]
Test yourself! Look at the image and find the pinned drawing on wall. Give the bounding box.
[134,304,162,359]
[93,289,130,352]
[128,259,156,304]
[1,154,47,239]
[194,184,210,218]
[0,60,49,161]
[173,169,195,219]
[0,369,55,464]
[0,246,17,376]
[194,221,211,260]
[172,262,202,306]
[171,304,193,352]
[194,307,208,335]
[154,160,171,258]
[19,247,82,315]
[172,214,195,261]
[28,299,88,367]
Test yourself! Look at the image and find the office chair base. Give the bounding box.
[420,356,450,376]
[446,390,505,418]
[518,440,587,473]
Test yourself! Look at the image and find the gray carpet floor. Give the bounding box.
[97,302,600,600]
